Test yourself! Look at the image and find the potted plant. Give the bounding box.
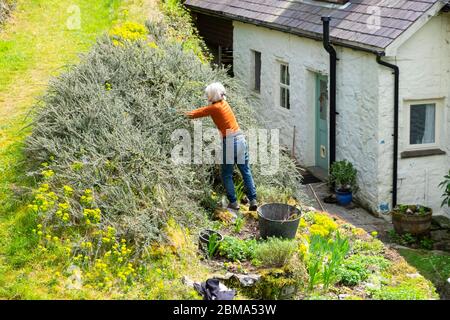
[391,204,433,236]
[328,160,358,206]
[198,229,223,258]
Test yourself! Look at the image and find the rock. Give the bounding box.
[432,215,450,230]
[213,272,261,287]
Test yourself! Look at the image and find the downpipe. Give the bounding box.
[376,53,400,209]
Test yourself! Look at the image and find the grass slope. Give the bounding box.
[0,0,154,299]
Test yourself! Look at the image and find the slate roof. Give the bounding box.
[184,0,448,51]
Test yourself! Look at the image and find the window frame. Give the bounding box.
[278,62,290,110]
[404,99,442,151]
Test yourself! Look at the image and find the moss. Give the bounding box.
[351,238,385,255]
[225,264,306,300]
[371,261,439,300]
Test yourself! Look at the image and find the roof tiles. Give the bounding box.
[184,0,446,50]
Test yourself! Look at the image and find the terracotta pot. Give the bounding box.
[392,209,433,236]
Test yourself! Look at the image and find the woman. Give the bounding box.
[186,82,258,211]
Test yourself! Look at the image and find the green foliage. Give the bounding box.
[328,160,358,192]
[233,216,245,234]
[218,236,258,262]
[253,237,297,268]
[352,238,385,255]
[235,180,245,204]
[200,190,219,213]
[339,254,390,287]
[371,278,437,300]
[419,238,434,250]
[394,204,432,216]
[439,170,450,207]
[256,185,293,204]
[206,233,220,259]
[305,231,350,290]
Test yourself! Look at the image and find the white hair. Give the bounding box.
[205,82,226,103]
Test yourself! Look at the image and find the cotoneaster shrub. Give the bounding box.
[26,20,301,247]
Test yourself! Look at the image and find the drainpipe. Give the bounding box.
[321,16,337,168]
[376,52,399,209]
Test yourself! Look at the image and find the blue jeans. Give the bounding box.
[222,134,257,203]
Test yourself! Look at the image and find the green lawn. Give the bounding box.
[0,0,154,299]
[398,248,450,299]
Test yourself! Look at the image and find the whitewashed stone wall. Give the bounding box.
[377,12,450,216]
[233,21,380,212]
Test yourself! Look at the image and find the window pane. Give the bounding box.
[410,104,436,144]
[254,51,261,92]
[280,65,286,84]
[280,87,286,108]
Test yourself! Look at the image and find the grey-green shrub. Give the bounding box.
[25,21,301,246]
[254,237,297,268]
[0,0,15,26]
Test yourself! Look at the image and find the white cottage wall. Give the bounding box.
[377,12,450,216]
[233,21,380,212]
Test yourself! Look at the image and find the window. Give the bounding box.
[252,50,261,93]
[279,63,290,109]
[409,103,436,145]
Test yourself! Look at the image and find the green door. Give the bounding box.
[315,74,329,171]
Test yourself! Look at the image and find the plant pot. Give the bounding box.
[335,189,353,206]
[198,229,223,253]
[257,203,301,239]
[391,208,433,236]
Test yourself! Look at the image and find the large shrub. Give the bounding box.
[0,0,15,26]
[26,20,301,246]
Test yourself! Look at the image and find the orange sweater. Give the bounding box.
[187,100,240,137]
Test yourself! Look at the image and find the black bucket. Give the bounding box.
[257,203,302,239]
[198,229,223,254]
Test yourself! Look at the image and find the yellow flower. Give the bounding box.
[299,243,308,256]
[371,231,378,238]
[63,185,74,196]
[309,224,329,238]
[41,169,55,179]
[299,218,308,228]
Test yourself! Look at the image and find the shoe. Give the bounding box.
[227,201,240,210]
[240,196,249,205]
[249,200,258,211]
